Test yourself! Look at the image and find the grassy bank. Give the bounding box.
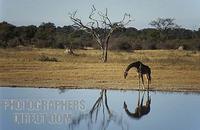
[0,48,200,92]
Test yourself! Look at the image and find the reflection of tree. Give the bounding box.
[90,89,111,120]
[123,90,151,119]
[68,89,128,130]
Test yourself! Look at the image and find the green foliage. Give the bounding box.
[149,18,180,30]
[110,38,133,51]
[0,21,200,51]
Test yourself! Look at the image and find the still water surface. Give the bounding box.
[0,87,199,130]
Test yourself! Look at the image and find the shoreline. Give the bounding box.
[1,85,200,94]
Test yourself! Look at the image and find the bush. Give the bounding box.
[0,40,7,48]
[110,41,133,51]
[155,40,179,49]
[132,42,142,50]
[118,42,133,51]
[182,39,200,50]
[38,55,58,62]
[110,37,133,51]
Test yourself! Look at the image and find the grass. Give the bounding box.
[0,48,200,92]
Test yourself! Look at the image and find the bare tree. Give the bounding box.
[69,5,132,62]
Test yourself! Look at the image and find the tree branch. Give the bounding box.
[69,6,132,62]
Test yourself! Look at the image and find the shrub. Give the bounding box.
[110,37,134,51]
[141,42,157,50]
[132,42,142,50]
[110,41,133,51]
[38,55,58,62]
[182,39,200,50]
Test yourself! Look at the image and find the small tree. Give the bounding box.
[149,18,180,41]
[149,18,180,30]
[69,5,131,62]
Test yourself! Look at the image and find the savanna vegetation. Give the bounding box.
[0,48,199,92]
[1,16,200,92]
[1,19,200,51]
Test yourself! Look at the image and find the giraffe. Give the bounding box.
[123,90,151,119]
[124,61,151,89]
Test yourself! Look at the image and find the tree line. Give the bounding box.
[1,21,200,51]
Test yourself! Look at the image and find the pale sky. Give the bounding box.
[0,0,200,30]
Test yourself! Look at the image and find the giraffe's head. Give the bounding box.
[123,101,128,109]
[124,71,128,79]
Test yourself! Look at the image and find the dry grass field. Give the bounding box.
[0,48,200,92]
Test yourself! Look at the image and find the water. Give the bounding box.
[0,87,200,130]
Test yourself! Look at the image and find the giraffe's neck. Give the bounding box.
[125,62,140,72]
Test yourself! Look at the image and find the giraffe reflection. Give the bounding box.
[123,90,151,119]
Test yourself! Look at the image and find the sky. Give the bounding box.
[0,0,200,30]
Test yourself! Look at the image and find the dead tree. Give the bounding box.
[69,5,131,62]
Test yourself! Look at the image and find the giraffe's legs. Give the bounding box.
[140,91,145,106]
[141,75,145,90]
[147,74,151,90]
[138,74,141,90]
[138,91,140,106]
